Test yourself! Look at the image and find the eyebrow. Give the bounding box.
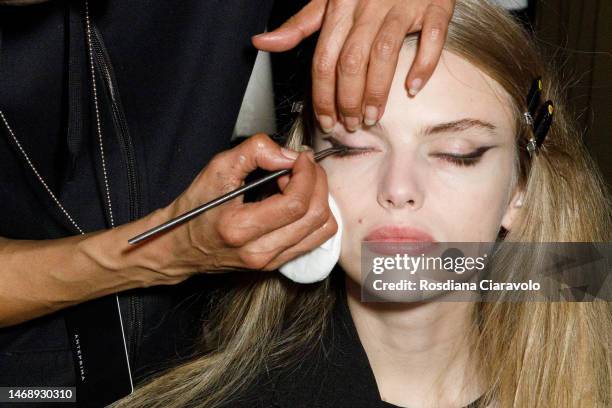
[421,119,497,136]
[324,118,498,142]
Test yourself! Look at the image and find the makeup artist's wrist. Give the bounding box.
[78,207,193,288]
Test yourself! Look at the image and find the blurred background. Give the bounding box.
[233,0,611,188]
[530,0,611,187]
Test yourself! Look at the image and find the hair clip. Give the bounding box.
[526,77,542,120]
[524,77,553,157]
[526,100,554,156]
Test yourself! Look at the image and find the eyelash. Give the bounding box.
[333,147,373,158]
[327,138,490,167]
[433,146,491,167]
[437,156,480,167]
[324,137,375,158]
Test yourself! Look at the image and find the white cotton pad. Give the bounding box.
[279,194,343,284]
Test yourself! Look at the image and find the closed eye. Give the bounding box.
[322,136,376,158]
[432,146,492,167]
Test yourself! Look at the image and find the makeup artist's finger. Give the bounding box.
[267,167,337,270]
[277,174,291,192]
[405,1,453,96]
[188,134,298,208]
[362,6,411,125]
[311,1,358,133]
[214,152,317,247]
[238,163,332,269]
[207,133,298,183]
[251,0,326,52]
[336,4,387,131]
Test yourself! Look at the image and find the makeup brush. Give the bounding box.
[127,146,349,244]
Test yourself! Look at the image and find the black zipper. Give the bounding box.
[90,25,140,222]
[90,23,144,368]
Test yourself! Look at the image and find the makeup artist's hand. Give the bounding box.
[252,0,455,132]
[141,133,337,280]
[0,135,336,326]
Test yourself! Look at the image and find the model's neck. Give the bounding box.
[345,276,484,408]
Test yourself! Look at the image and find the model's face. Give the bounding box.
[313,45,522,284]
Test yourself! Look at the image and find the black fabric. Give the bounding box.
[266,0,317,139]
[231,266,485,408]
[65,0,88,177]
[0,0,276,395]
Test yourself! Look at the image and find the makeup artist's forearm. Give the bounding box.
[0,209,180,328]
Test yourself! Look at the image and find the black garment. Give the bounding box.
[231,268,485,408]
[0,0,303,394]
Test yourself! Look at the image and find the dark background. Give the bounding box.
[532,0,611,188]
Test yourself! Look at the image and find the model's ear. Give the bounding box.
[501,188,525,231]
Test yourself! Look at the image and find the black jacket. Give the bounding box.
[0,0,312,395]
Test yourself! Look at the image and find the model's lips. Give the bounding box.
[364,225,435,242]
[363,226,438,256]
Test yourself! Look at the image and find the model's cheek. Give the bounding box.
[324,157,381,198]
[428,161,500,191]
[330,171,379,284]
[431,178,514,241]
[422,147,516,241]
[421,145,514,188]
[337,203,369,285]
[426,152,515,205]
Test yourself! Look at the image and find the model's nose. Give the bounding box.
[376,151,424,211]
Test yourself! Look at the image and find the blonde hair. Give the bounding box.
[112,1,612,407]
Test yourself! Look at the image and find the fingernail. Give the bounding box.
[280,147,299,160]
[318,115,334,133]
[364,106,378,126]
[408,78,422,96]
[345,116,360,131]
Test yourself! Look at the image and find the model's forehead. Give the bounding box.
[379,45,515,135]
